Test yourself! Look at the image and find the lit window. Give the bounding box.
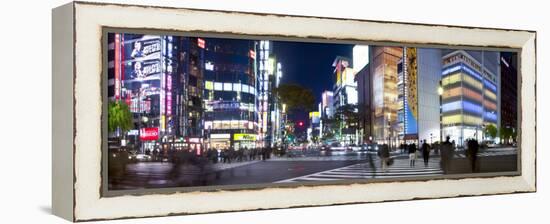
[205,81,213,90]
[214,82,223,91]
[233,83,242,92]
[223,83,232,91]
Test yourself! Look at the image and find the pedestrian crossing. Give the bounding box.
[454,150,517,158]
[276,157,443,183]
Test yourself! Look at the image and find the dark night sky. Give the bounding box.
[272,40,354,103]
[271,40,354,129]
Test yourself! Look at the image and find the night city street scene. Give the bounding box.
[106,32,519,190]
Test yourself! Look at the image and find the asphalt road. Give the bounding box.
[108,148,518,190]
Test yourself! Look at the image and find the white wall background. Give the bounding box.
[0,0,547,223]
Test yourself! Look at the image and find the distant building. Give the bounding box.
[269,60,284,147]
[308,111,321,143]
[321,90,335,119]
[319,90,335,142]
[500,52,518,141]
[355,64,372,143]
[353,45,371,144]
[332,56,359,145]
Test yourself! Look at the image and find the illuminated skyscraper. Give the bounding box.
[202,38,259,150]
[332,56,359,145]
[396,48,443,144]
[441,50,500,146]
[500,52,518,141]
[369,46,402,144]
[353,45,370,144]
[257,40,272,147]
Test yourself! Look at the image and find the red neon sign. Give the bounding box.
[249,50,256,59]
[114,34,121,100]
[197,38,205,49]
[140,127,159,141]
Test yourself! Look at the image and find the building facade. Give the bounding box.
[202,38,259,150]
[369,46,402,145]
[353,45,371,144]
[332,56,359,145]
[500,52,518,130]
[108,33,187,152]
[441,50,500,146]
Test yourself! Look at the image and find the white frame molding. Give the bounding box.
[52,1,536,222]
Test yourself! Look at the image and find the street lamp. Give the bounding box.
[438,81,443,143]
[437,86,444,95]
[387,112,391,150]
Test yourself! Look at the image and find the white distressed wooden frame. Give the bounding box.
[52,1,536,222]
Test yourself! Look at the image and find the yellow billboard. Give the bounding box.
[234,134,257,141]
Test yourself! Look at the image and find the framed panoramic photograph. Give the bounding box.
[52,1,537,222]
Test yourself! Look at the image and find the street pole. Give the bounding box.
[138,83,143,154]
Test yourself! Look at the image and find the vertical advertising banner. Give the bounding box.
[114,34,121,100]
[404,47,418,136]
[118,34,163,128]
[123,35,162,81]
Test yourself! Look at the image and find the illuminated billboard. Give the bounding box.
[404,47,418,136]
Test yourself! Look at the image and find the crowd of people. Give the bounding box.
[111,136,485,178]
[205,147,274,164]
[377,136,482,173]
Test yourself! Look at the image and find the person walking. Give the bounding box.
[421,139,431,167]
[440,136,454,174]
[408,143,417,167]
[400,143,407,154]
[366,147,377,178]
[466,139,479,173]
[378,144,390,172]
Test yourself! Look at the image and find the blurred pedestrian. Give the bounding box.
[440,136,454,174]
[466,139,479,173]
[367,147,376,178]
[421,139,431,167]
[378,144,390,171]
[153,148,159,161]
[408,143,417,167]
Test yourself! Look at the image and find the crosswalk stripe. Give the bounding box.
[275,150,516,183]
[276,159,444,183]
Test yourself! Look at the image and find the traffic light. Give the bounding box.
[298,121,304,127]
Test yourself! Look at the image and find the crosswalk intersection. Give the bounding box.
[276,157,444,183]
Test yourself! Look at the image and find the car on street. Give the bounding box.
[128,152,152,162]
[364,143,379,152]
[483,140,498,148]
[327,142,347,151]
[349,144,365,151]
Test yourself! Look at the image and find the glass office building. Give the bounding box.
[203,38,259,150]
[370,46,402,145]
